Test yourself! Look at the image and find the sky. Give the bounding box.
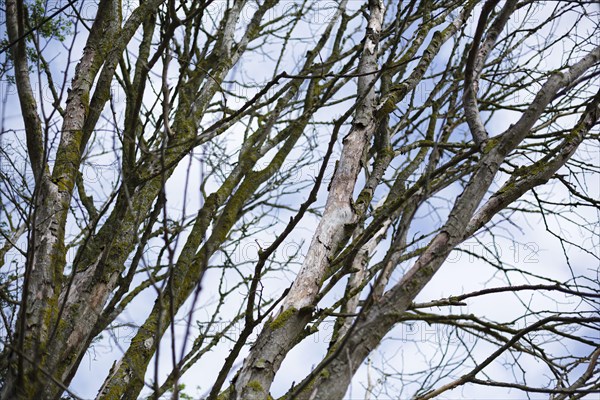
[0,1,598,399]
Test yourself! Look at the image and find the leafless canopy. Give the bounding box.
[0,0,599,399]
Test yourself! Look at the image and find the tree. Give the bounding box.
[0,0,599,398]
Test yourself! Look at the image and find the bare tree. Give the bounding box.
[0,0,599,399]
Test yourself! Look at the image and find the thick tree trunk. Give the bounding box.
[230,1,385,398]
[284,44,600,400]
[1,0,162,397]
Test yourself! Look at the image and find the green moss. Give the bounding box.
[247,380,264,393]
[215,386,231,400]
[380,97,396,115]
[383,146,395,158]
[81,89,90,111]
[269,307,297,330]
[355,190,371,210]
[482,136,503,154]
[289,368,330,399]
[177,118,197,140]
